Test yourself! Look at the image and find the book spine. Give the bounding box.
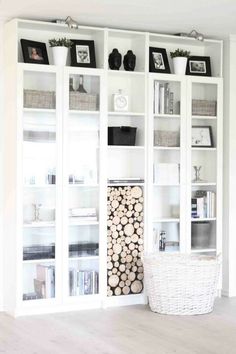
[159,85,165,114]
[154,81,160,114]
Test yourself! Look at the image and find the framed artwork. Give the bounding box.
[192,126,213,147]
[21,39,49,65]
[186,56,211,77]
[70,40,96,68]
[149,47,170,73]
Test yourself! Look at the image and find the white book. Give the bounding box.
[154,81,160,114]
[159,85,165,114]
[196,197,205,219]
[211,192,216,218]
[154,163,179,185]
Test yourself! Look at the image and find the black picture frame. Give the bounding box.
[192,126,213,148]
[21,39,49,65]
[186,56,211,77]
[149,47,170,73]
[70,40,96,68]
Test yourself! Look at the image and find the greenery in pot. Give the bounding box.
[170,49,190,58]
[49,38,73,48]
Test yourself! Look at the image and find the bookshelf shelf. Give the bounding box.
[23,222,55,228]
[107,183,145,186]
[23,259,55,264]
[191,218,217,222]
[108,111,145,117]
[108,145,144,150]
[68,110,100,115]
[69,256,99,261]
[154,114,181,119]
[192,115,217,120]
[153,146,180,150]
[69,220,99,226]
[153,218,180,223]
[191,248,216,253]
[23,108,56,114]
[192,182,216,186]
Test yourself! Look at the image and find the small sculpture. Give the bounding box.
[192,166,204,183]
[123,50,136,71]
[108,48,122,70]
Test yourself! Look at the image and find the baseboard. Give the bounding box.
[221,288,236,297]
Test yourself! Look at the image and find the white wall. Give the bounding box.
[0,19,5,310]
[223,35,236,297]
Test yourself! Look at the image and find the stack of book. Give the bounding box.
[69,208,97,222]
[154,82,175,115]
[69,269,99,296]
[191,190,216,219]
[108,177,144,184]
[69,242,99,257]
[34,264,55,299]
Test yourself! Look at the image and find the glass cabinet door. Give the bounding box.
[65,71,101,297]
[151,76,186,254]
[22,69,58,301]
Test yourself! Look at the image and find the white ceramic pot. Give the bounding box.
[52,46,68,66]
[172,56,188,75]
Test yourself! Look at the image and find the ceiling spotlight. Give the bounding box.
[175,29,204,41]
[65,16,79,29]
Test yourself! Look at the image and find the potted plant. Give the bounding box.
[49,38,73,66]
[170,49,190,75]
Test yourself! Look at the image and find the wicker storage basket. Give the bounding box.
[192,99,217,116]
[144,253,220,315]
[154,130,180,147]
[69,92,98,111]
[24,90,56,109]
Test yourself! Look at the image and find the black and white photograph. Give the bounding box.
[186,56,211,76]
[152,52,165,70]
[21,39,49,65]
[70,40,96,68]
[149,47,170,73]
[192,126,213,147]
[76,45,90,64]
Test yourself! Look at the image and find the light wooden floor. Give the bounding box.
[0,298,236,354]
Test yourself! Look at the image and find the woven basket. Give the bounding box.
[192,99,217,116]
[154,130,180,147]
[143,253,220,315]
[69,92,98,111]
[24,90,56,109]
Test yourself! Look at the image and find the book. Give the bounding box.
[159,85,165,114]
[34,279,46,299]
[154,81,160,114]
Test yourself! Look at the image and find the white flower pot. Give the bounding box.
[52,46,68,66]
[172,57,188,75]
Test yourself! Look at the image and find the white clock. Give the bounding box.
[113,89,128,112]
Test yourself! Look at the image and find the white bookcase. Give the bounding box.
[3,18,223,316]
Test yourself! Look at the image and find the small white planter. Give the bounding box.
[172,57,188,75]
[52,46,68,66]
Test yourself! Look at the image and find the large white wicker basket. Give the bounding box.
[144,253,221,315]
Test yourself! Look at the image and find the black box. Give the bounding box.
[108,126,137,146]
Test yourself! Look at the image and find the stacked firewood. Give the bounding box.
[107,186,144,296]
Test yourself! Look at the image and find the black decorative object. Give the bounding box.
[108,48,122,70]
[70,39,96,68]
[123,50,136,71]
[21,39,49,65]
[149,47,170,73]
[186,56,211,77]
[108,126,137,146]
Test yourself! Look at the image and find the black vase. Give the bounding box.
[108,48,122,70]
[123,50,136,71]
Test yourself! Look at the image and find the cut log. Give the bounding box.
[131,280,143,294]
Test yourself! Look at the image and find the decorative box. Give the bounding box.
[192,99,217,116]
[24,90,56,109]
[108,126,137,146]
[69,92,98,111]
[154,130,180,147]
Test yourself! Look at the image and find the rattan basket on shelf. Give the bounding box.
[143,253,221,315]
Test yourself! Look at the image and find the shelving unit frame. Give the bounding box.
[4,18,223,316]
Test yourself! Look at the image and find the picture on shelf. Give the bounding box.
[192,126,213,147]
[149,47,170,73]
[70,40,96,68]
[21,39,49,65]
[186,56,211,77]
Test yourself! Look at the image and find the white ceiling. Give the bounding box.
[0,0,236,39]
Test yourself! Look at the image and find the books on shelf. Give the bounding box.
[69,242,99,257]
[154,163,180,185]
[69,208,97,222]
[69,269,99,296]
[154,82,175,115]
[191,190,216,219]
[23,243,55,260]
[34,264,55,299]
[108,177,144,184]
